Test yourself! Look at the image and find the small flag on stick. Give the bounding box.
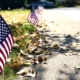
[27,7,38,26]
[36,6,44,18]
[0,15,14,72]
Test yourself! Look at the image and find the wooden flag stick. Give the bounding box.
[2,68,4,80]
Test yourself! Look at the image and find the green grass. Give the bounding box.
[0,9,30,24]
[0,67,17,80]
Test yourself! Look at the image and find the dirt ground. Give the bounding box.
[16,8,80,80]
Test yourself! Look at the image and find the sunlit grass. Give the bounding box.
[0,9,30,24]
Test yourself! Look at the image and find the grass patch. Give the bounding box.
[0,9,30,24]
[0,66,17,80]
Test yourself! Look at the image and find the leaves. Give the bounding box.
[75,66,80,69]
[17,68,27,75]
[50,43,60,49]
[38,56,43,64]
[23,62,32,66]
[24,70,37,78]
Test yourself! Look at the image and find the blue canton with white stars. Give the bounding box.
[0,15,10,43]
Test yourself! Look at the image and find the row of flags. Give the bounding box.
[27,6,44,26]
[0,6,43,72]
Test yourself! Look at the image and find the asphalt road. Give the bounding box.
[43,8,80,21]
[41,8,80,35]
[16,8,80,80]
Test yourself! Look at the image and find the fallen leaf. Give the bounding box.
[53,30,56,32]
[20,49,24,54]
[43,56,47,64]
[27,55,33,59]
[13,43,19,47]
[50,44,60,49]
[24,70,37,78]
[23,61,31,66]
[17,68,27,75]
[38,56,43,64]
[75,66,80,69]
[6,58,11,63]
[32,57,39,64]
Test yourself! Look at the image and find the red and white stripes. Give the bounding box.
[0,33,13,72]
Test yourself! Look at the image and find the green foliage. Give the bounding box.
[0,66,17,80]
[0,0,28,9]
[9,22,35,36]
[4,67,16,79]
[48,0,79,7]
[21,22,35,34]
[10,22,35,50]
[48,0,59,7]
[62,0,78,7]
[53,0,58,7]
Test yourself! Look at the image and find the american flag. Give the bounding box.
[0,15,14,72]
[36,6,44,18]
[27,7,38,26]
